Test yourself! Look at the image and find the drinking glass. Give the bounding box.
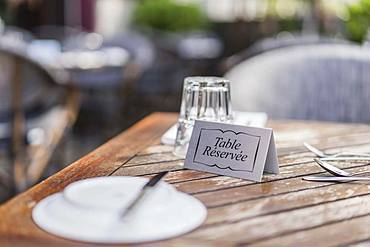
[174,76,233,157]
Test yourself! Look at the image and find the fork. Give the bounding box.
[303,142,370,160]
[314,158,370,177]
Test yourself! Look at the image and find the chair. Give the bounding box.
[225,43,370,123]
[0,45,79,193]
[221,34,350,73]
[104,32,184,114]
[32,25,82,46]
[34,27,136,133]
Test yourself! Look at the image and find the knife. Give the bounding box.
[321,157,370,161]
[303,176,370,182]
[121,171,168,219]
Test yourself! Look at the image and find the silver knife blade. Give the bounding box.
[303,176,370,182]
[121,171,168,219]
[321,157,370,161]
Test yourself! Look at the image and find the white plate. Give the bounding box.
[63,176,175,211]
[32,177,207,244]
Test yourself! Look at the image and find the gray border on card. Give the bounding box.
[184,120,274,182]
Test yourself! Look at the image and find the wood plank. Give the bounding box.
[119,164,370,228]
[148,170,219,184]
[133,121,370,157]
[277,142,370,164]
[349,241,370,247]
[250,213,370,247]
[0,113,177,240]
[124,152,182,167]
[2,113,370,246]
[133,130,370,159]
[137,145,173,155]
[187,193,370,244]
[113,160,184,176]
[176,160,368,193]
[113,150,370,207]
[114,142,370,183]
[192,165,369,207]
[270,120,370,149]
[205,171,370,225]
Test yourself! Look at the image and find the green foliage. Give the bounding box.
[279,19,302,32]
[346,0,370,42]
[133,0,209,33]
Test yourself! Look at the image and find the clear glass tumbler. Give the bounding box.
[174,76,233,157]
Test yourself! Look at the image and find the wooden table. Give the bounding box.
[2,112,370,246]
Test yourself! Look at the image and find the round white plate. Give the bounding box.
[63,176,176,211]
[32,177,207,244]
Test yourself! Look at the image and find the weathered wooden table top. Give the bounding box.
[2,112,370,246]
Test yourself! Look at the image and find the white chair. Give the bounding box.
[225,44,370,123]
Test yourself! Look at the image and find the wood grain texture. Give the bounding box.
[0,112,176,245]
[2,113,370,246]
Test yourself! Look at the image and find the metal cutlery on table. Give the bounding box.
[303,159,370,182]
[320,157,370,161]
[303,142,370,161]
[120,171,168,220]
[314,158,370,177]
[303,176,370,182]
[302,143,370,182]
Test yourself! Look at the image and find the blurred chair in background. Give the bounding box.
[2,26,35,44]
[104,30,187,116]
[61,31,138,134]
[102,31,157,121]
[0,45,79,196]
[0,25,35,56]
[225,43,370,123]
[32,26,136,136]
[126,31,224,116]
[103,31,155,72]
[32,25,82,45]
[221,34,350,73]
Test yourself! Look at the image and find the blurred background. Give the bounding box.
[0,0,369,202]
